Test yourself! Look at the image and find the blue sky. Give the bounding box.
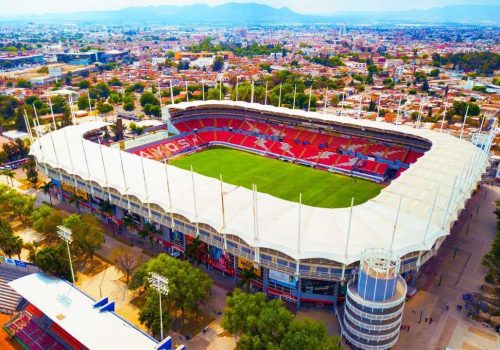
[0,0,497,16]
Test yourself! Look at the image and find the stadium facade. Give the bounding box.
[30,101,491,348]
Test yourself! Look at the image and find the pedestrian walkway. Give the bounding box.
[396,185,500,350]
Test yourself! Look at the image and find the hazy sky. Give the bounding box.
[0,0,497,16]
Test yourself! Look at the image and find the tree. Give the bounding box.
[108,92,121,105]
[483,200,500,284]
[429,69,440,77]
[222,290,341,350]
[98,199,115,235]
[108,77,123,86]
[89,82,111,100]
[24,241,41,263]
[237,267,257,292]
[11,194,35,223]
[140,92,159,107]
[16,79,32,89]
[34,244,72,280]
[23,158,38,188]
[110,246,142,284]
[222,290,293,350]
[129,254,212,334]
[1,169,15,186]
[30,205,64,242]
[63,214,105,264]
[97,102,113,114]
[40,180,54,206]
[77,95,90,110]
[0,218,22,258]
[421,78,430,92]
[280,318,342,350]
[212,56,224,72]
[77,80,90,89]
[123,95,135,111]
[329,95,340,107]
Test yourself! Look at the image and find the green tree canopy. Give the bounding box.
[222,290,341,350]
[34,244,72,280]
[63,214,105,263]
[129,253,212,336]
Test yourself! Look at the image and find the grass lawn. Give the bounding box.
[170,147,383,208]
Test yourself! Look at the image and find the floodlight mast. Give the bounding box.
[57,226,75,284]
[148,272,169,340]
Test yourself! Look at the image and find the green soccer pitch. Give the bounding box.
[170,147,383,208]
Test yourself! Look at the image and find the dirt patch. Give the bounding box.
[175,311,215,337]
[79,257,109,277]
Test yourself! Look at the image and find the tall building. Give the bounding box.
[342,249,407,350]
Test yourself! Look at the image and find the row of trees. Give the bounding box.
[431,51,500,75]
[222,290,342,350]
[483,200,500,284]
[0,182,105,281]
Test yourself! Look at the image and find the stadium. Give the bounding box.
[30,100,490,349]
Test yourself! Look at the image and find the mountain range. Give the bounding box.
[1,3,499,24]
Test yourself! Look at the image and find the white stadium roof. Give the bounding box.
[9,273,159,350]
[30,101,488,265]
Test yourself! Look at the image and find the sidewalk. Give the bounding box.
[396,185,500,350]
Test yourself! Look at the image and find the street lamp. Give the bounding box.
[57,225,75,284]
[148,272,169,340]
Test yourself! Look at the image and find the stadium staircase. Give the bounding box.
[0,266,29,314]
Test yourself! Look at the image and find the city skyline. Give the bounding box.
[0,0,498,16]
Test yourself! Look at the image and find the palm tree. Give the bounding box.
[40,181,54,206]
[1,169,15,187]
[237,267,258,292]
[98,199,115,235]
[24,241,41,262]
[122,212,135,234]
[185,236,204,265]
[68,193,81,213]
[138,222,158,247]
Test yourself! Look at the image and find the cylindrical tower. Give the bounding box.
[343,248,407,350]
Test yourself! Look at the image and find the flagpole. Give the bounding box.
[235,76,239,102]
[251,80,254,103]
[357,93,362,119]
[395,94,403,126]
[341,197,354,280]
[87,91,96,122]
[32,104,41,137]
[190,166,199,236]
[23,109,34,144]
[164,160,175,231]
[220,174,227,250]
[169,80,174,105]
[278,84,282,107]
[459,105,469,139]
[307,87,312,112]
[440,99,448,133]
[389,194,403,253]
[48,97,57,130]
[292,84,296,110]
[376,94,381,119]
[202,80,205,101]
[340,91,345,117]
[265,81,268,105]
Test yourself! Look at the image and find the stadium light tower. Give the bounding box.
[148,272,169,340]
[57,226,75,284]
